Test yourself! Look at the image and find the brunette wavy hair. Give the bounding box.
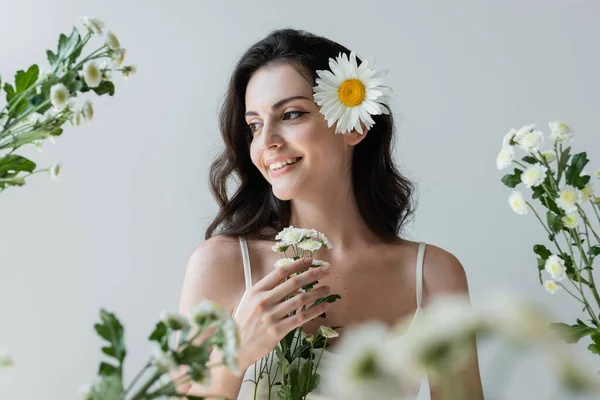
[205,28,416,242]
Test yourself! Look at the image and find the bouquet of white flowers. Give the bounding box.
[250,226,340,400]
[497,121,600,356]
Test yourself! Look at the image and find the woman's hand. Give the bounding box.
[233,257,331,371]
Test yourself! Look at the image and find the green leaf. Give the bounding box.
[522,155,538,164]
[566,152,589,189]
[547,212,564,233]
[4,83,16,103]
[91,81,115,96]
[588,333,600,355]
[0,154,36,178]
[47,50,59,69]
[312,294,342,308]
[557,146,571,177]
[501,168,523,188]
[15,65,39,93]
[534,244,552,260]
[98,361,118,376]
[178,325,191,348]
[149,321,169,350]
[101,346,116,358]
[296,360,313,399]
[307,372,320,393]
[550,320,598,344]
[94,309,126,378]
[176,345,210,366]
[589,246,600,257]
[185,396,206,400]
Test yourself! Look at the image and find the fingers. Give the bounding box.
[275,301,331,336]
[253,257,314,291]
[268,264,331,301]
[270,285,331,320]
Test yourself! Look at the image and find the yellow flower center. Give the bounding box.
[338,79,366,107]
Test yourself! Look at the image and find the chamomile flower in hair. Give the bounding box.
[313,51,391,135]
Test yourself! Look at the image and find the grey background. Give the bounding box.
[1,0,599,399]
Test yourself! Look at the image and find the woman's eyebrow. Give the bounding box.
[245,95,312,117]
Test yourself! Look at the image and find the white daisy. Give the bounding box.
[549,121,572,143]
[545,255,567,281]
[313,51,391,135]
[562,212,579,229]
[312,260,330,267]
[521,164,548,188]
[502,128,518,147]
[274,258,295,268]
[515,124,536,141]
[496,146,514,170]
[82,100,94,121]
[508,191,528,215]
[49,163,61,181]
[541,151,556,163]
[151,347,178,372]
[105,31,121,50]
[298,239,322,253]
[70,112,82,127]
[276,226,304,245]
[271,242,289,253]
[557,185,579,212]
[49,83,70,109]
[81,16,105,35]
[544,280,560,294]
[113,48,126,67]
[82,61,102,88]
[579,183,594,204]
[160,311,190,331]
[319,325,339,339]
[519,129,544,153]
[187,299,225,326]
[317,232,332,249]
[122,65,137,79]
[301,228,318,238]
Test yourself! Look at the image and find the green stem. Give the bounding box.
[123,361,151,397]
[129,370,163,400]
[571,226,600,311]
[558,282,586,305]
[526,201,551,236]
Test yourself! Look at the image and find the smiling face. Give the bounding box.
[245,61,359,201]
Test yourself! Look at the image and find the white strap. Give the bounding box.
[239,236,253,290]
[416,242,426,309]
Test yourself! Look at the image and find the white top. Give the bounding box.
[233,237,430,400]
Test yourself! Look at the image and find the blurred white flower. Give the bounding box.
[122,65,137,79]
[579,183,594,204]
[557,185,579,213]
[49,83,70,109]
[508,191,528,215]
[544,280,560,294]
[113,48,126,67]
[222,319,241,376]
[82,100,94,121]
[541,151,556,163]
[105,31,121,50]
[0,350,14,368]
[274,258,295,268]
[298,239,322,253]
[271,242,289,253]
[188,299,226,326]
[70,112,82,127]
[597,170,600,180]
[496,146,514,170]
[33,140,43,152]
[152,347,177,372]
[81,16,105,35]
[518,129,544,153]
[276,226,304,245]
[502,128,518,147]
[521,164,548,188]
[515,124,535,141]
[549,121,573,144]
[319,326,339,339]
[545,255,567,281]
[160,311,190,331]
[317,232,332,249]
[49,163,61,181]
[562,212,579,229]
[302,228,318,238]
[312,260,330,267]
[82,61,102,88]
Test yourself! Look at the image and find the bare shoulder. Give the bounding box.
[178,235,245,315]
[421,243,470,299]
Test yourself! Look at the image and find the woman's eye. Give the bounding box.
[283,111,305,120]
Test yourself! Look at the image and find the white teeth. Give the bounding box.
[269,157,300,171]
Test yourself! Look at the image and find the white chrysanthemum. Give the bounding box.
[545,255,567,281]
[222,319,241,376]
[579,183,594,204]
[276,226,304,245]
[49,163,61,181]
[160,311,190,331]
[70,112,82,127]
[49,83,70,109]
[319,325,339,339]
[317,232,332,249]
[113,48,126,67]
[274,258,295,268]
[541,151,556,163]
[557,185,579,212]
[188,299,226,326]
[502,128,518,147]
[521,164,548,188]
[508,191,528,215]
[562,212,579,229]
[302,228,318,238]
[313,51,391,135]
[298,239,322,252]
[151,347,178,372]
[549,121,573,144]
[81,16,105,34]
[519,129,544,153]
[544,280,560,294]
[122,65,137,79]
[82,100,94,121]
[105,31,121,50]
[515,124,535,141]
[0,350,14,368]
[322,322,401,399]
[312,260,330,267]
[33,140,43,152]
[271,242,289,253]
[82,61,102,88]
[496,146,514,170]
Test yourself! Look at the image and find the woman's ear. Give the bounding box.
[345,122,369,146]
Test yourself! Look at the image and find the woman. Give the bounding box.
[177,28,484,399]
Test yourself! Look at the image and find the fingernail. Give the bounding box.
[322,265,331,273]
[305,258,313,264]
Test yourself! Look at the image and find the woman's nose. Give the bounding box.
[262,122,284,149]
